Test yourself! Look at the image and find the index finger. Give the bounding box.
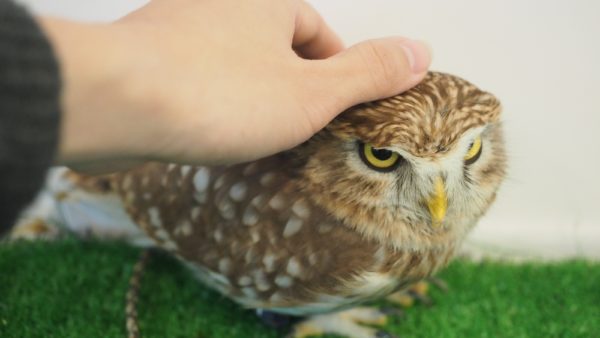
[292,1,344,59]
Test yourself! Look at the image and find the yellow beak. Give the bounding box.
[426,177,447,227]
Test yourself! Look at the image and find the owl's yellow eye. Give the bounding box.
[464,136,483,165]
[359,142,403,172]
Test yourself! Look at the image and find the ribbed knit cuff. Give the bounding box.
[0,0,61,235]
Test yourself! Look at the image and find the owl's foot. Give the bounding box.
[386,277,448,308]
[288,307,400,338]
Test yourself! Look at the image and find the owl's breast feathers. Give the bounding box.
[106,161,457,314]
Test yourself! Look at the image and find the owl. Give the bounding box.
[12,72,506,338]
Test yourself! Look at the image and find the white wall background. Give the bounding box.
[18,0,600,260]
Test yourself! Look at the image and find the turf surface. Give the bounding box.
[1,239,599,338]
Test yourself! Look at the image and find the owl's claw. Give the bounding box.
[288,307,399,338]
[428,276,449,292]
[386,277,448,308]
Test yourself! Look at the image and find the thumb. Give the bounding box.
[315,37,431,110]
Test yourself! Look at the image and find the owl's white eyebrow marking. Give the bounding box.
[274,275,293,288]
[455,126,487,151]
[260,172,276,186]
[268,192,286,210]
[229,182,248,201]
[148,207,162,227]
[180,165,191,177]
[283,216,303,237]
[286,257,302,277]
[218,258,232,274]
[242,206,259,226]
[193,167,210,191]
[291,199,311,219]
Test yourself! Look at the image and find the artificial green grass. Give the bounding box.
[1,239,599,338]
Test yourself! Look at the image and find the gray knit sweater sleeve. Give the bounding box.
[0,0,61,236]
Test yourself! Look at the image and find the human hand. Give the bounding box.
[40,0,431,173]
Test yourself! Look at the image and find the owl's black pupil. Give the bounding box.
[372,148,392,160]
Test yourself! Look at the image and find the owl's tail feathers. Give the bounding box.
[8,168,68,241]
[9,167,153,247]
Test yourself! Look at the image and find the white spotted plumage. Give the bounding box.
[13,72,507,338]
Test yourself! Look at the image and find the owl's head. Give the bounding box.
[293,72,506,250]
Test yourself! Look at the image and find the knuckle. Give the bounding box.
[359,40,405,93]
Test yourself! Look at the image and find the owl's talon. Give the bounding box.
[407,290,432,306]
[288,307,397,338]
[429,277,449,292]
[385,292,415,308]
[386,278,447,308]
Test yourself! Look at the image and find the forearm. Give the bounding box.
[38,17,158,168]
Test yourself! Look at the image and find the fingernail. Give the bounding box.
[400,39,432,73]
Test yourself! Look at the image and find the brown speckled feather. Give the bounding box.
[65,72,506,315]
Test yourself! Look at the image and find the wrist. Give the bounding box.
[38,17,157,166]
